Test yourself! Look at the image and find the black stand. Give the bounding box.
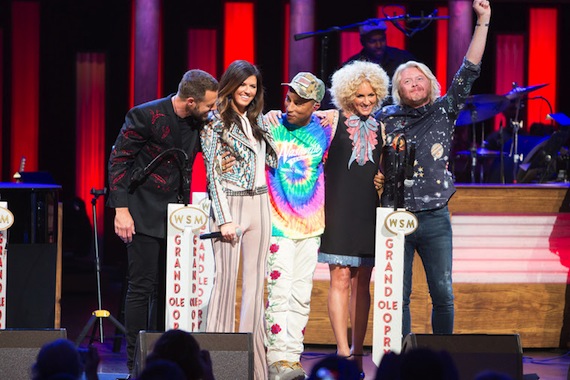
[469,128,478,183]
[510,119,523,182]
[467,108,479,183]
[499,121,505,184]
[75,188,126,346]
[294,12,449,41]
[508,93,524,183]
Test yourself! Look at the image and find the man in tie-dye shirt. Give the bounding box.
[265,72,337,380]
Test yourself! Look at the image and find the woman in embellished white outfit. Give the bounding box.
[200,60,277,380]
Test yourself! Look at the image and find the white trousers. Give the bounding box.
[265,236,319,365]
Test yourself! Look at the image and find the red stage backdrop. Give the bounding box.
[11,1,40,175]
[187,28,218,195]
[527,8,557,130]
[76,53,106,236]
[187,29,217,75]
[494,34,524,131]
[130,0,163,108]
[282,3,290,104]
[435,6,448,94]
[224,2,255,69]
[379,5,406,51]
[0,29,3,174]
[339,31,360,64]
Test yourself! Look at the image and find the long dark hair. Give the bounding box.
[217,60,265,140]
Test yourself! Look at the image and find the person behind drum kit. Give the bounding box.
[375,0,491,336]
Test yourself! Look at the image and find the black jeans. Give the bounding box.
[125,233,166,370]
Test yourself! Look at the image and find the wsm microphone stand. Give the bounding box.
[75,187,126,347]
[382,134,409,211]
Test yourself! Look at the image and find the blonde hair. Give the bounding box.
[392,61,441,106]
[330,61,390,115]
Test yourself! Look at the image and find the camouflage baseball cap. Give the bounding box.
[282,72,325,102]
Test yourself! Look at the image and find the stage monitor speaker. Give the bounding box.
[134,331,253,380]
[402,333,523,380]
[1,183,61,328]
[0,328,67,380]
[6,244,58,328]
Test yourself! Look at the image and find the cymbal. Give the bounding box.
[505,83,548,100]
[456,148,503,157]
[455,94,510,126]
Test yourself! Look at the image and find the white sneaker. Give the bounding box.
[268,360,306,380]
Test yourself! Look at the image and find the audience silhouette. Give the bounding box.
[136,359,186,380]
[308,354,361,380]
[375,347,459,380]
[32,338,99,380]
[143,329,215,380]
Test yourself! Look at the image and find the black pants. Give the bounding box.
[124,233,166,370]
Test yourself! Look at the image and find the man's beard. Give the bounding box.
[187,104,209,122]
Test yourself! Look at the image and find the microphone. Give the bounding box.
[131,148,190,183]
[90,187,107,196]
[200,228,243,240]
[131,167,146,182]
[393,134,407,209]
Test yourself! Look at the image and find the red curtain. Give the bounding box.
[76,53,106,235]
[224,2,255,68]
[339,31,360,64]
[282,2,290,103]
[527,8,557,129]
[129,0,136,108]
[435,6,448,94]
[130,0,163,108]
[157,1,164,99]
[0,29,3,173]
[187,28,217,195]
[378,5,406,51]
[187,29,217,73]
[494,34,524,131]
[11,1,40,175]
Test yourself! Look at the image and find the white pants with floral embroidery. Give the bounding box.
[265,236,320,365]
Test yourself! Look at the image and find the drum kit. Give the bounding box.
[454,83,548,183]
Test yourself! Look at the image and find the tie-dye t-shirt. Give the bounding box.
[267,114,333,239]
